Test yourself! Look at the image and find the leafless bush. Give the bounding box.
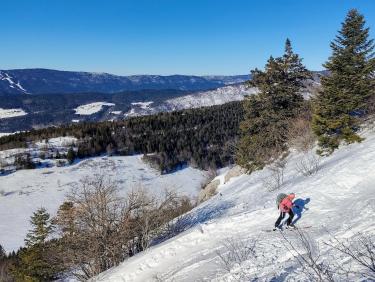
[288,117,316,153]
[216,237,257,277]
[262,156,287,191]
[280,228,335,282]
[295,151,321,176]
[128,187,194,252]
[54,176,194,280]
[200,167,217,190]
[56,159,66,167]
[325,233,375,280]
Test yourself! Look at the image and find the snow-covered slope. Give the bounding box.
[0,71,28,94]
[94,129,375,281]
[74,102,115,115]
[125,84,258,117]
[0,155,208,252]
[161,84,258,111]
[0,108,28,119]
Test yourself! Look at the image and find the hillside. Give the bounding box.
[93,128,375,281]
[0,69,249,95]
[0,84,254,132]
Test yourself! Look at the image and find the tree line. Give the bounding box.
[0,101,243,173]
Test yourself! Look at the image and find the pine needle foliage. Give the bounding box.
[312,9,375,155]
[237,39,311,172]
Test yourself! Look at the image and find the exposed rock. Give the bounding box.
[198,179,220,203]
[224,165,246,184]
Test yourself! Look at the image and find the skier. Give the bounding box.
[274,193,297,230]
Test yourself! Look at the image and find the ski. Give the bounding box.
[262,225,312,233]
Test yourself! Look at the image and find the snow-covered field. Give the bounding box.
[34,136,77,148]
[0,108,28,119]
[94,130,375,281]
[162,84,258,111]
[125,101,154,117]
[74,102,115,115]
[0,155,208,252]
[0,133,11,137]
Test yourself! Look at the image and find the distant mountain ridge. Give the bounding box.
[0,68,249,95]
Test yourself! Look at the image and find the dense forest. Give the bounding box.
[0,101,244,173]
[0,89,190,132]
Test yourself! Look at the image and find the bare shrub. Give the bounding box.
[295,151,321,176]
[288,117,316,152]
[55,176,194,280]
[198,179,220,203]
[280,228,335,282]
[55,176,128,280]
[216,237,257,279]
[200,167,217,190]
[262,156,287,191]
[325,233,375,280]
[127,188,194,252]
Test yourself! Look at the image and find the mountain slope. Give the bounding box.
[94,128,375,281]
[0,69,249,95]
[0,84,254,132]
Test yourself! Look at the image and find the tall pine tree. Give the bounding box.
[237,39,311,171]
[12,208,60,281]
[312,9,375,154]
[25,207,53,247]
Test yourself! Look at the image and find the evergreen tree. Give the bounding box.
[312,9,375,154]
[0,244,5,258]
[237,39,311,171]
[13,208,60,281]
[25,208,53,248]
[66,147,76,164]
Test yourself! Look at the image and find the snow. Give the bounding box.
[124,85,256,118]
[125,101,154,117]
[0,155,208,252]
[35,136,77,148]
[0,133,12,138]
[94,129,375,281]
[74,102,115,115]
[163,84,258,111]
[131,101,154,109]
[0,108,28,119]
[110,111,122,115]
[0,71,29,94]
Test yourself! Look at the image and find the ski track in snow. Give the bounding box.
[94,129,375,282]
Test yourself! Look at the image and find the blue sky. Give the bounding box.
[1,0,374,75]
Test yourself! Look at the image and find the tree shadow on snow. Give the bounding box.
[292,198,310,225]
[153,200,235,245]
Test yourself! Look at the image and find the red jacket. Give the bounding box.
[279,195,294,212]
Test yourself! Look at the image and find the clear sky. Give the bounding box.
[1,0,374,75]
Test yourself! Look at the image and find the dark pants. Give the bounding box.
[275,210,294,228]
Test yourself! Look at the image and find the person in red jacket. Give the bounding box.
[274,193,296,230]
